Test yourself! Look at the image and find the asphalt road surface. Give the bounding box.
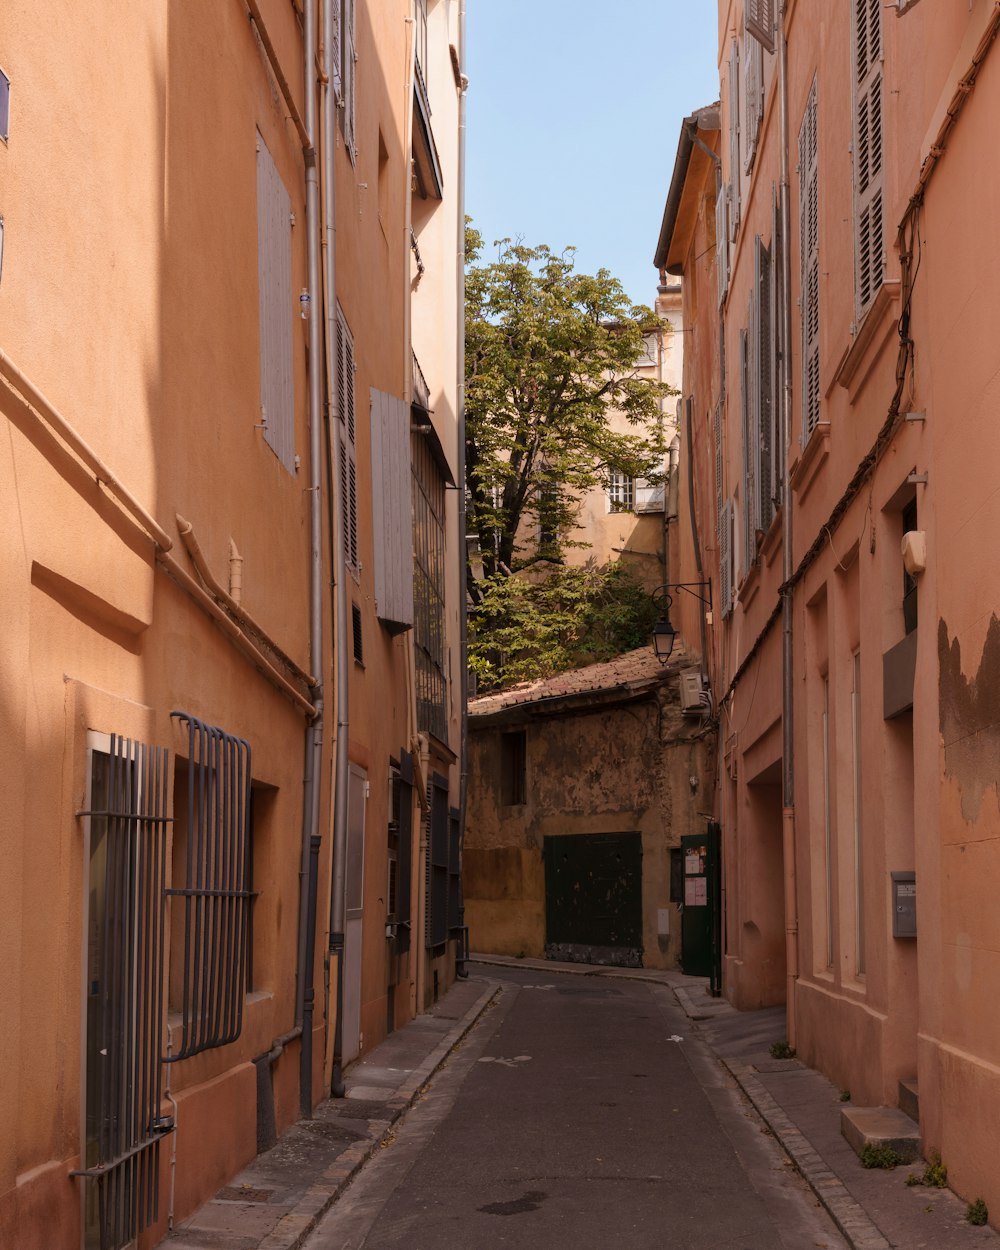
[304,964,846,1249]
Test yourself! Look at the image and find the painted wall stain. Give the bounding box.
[938,615,1000,823]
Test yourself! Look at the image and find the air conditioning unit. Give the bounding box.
[679,668,708,716]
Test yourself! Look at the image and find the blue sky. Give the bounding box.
[466,2,720,309]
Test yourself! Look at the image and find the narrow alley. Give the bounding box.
[303,964,844,1250]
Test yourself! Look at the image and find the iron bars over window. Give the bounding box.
[166,712,253,1062]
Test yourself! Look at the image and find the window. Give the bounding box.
[822,676,833,969]
[336,306,359,575]
[256,132,296,473]
[739,324,755,575]
[394,751,415,950]
[902,498,918,635]
[332,0,357,161]
[500,730,526,806]
[370,389,414,628]
[415,0,429,99]
[719,497,734,619]
[799,79,820,441]
[608,469,635,513]
[352,602,364,663]
[412,432,448,741]
[853,0,884,320]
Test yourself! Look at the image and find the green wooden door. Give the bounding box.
[681,824,721,988]
[543,831,643,968]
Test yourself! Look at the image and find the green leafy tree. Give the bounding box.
[465,226,671,584]
[465,225,673,688]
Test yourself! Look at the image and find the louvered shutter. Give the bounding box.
[854,0,884,317]
[331,0,343,102]
[744,31,763,174]
[746,0,775,53]
[345,0,357,160]
[714,399,725,608]
[256,133,296,473]
[770,191,783,512]
[720,498,734,619]
[755,236,773,534]
[799,80,820,441]
[370,389,414,627]
[740,324,755,575]
[728,40,741,240]
[716,180,730,307]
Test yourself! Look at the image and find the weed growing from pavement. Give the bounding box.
[839,1090,851,1102]
[769,1040,796,1060]
[967,1198,989,1226]
[860,1144,906,1169]
[905,1152,947,1188]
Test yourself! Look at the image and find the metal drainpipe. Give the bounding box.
[295,0,326,1120]
[777,1,799,1048]
[322,0,349,1101]
[456,0,470,979]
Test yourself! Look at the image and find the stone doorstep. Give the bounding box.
[897,1077,919,1125]
[840,1105,921,1164]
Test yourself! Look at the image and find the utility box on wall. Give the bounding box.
[891,871,917,938]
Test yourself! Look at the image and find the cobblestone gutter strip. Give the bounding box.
[721,1059,891,1250]
[257,981,501,1250]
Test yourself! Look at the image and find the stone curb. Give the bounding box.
[669,983,891,1250]
[256,980,501,1250]
[721,1059,891,1250]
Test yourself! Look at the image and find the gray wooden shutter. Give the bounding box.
[370,388,414,628]
[337,310,359,573]
[770,190,783,512]
[854,0,884,317]
[755,235,773,534]
[746,0,775,53]
[728,40,741,240]
[720,498,734,619]
[799,80,820,441]
[716,178,730,307]
[345,0,357,161]
[744,31,763,174]
[331,0,343,102]
[256,132,296,473]
[740,324,755,575]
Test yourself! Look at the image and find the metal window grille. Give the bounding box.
[799,79,820,441]
[607,469,635,513]
[412,432,448,742]
[425,772,450,949]
[75,735,172,1250]
[166,712,253,1063]
[854,0,884,317]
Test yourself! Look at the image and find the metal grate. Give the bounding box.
[166,712,253,1062]
[352,602,364,664]
[74,735,172,1250]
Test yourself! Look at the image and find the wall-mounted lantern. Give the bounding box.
[651,582,713,664]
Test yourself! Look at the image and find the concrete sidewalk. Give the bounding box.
[162,975,500,1250]
[472,953,998,1250]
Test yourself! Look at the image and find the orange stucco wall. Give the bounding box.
[674,0,1000,1222]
